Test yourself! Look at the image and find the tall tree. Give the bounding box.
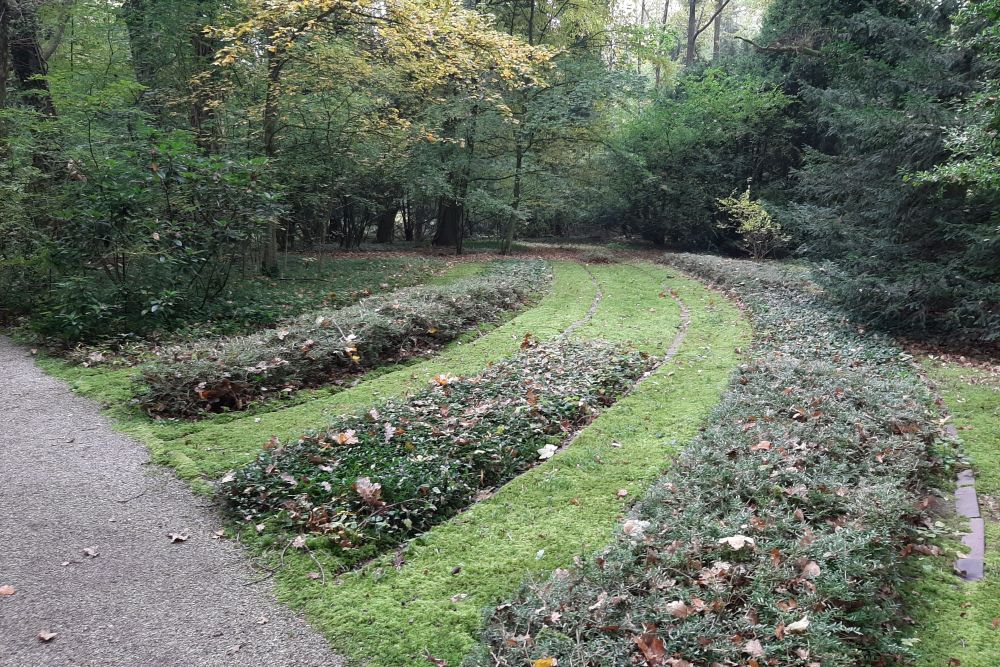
[8,0,55,115]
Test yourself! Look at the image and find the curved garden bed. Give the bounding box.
[242,261,748,666]
[137,261,549,417]
[470,254,945,667]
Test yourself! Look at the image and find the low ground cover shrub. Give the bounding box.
[470,254,945,667]
[579,248,616,264]
[222,339,652,569]
[137,261,548,417]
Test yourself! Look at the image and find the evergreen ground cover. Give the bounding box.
[238,261,748,666]
[472,253,948,667]
[226,339,653,570]
[137,261,548,417]
[908,358,1000,667]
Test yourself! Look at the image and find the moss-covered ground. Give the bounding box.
[256,262,749,666]
[910,359,1000,667]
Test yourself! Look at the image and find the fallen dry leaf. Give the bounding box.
[800,561,821,578]
[353,477,386,508]
[786,616,810,634]
[634,630,667,665]
[291,535,307,549]
[532,658,557,667]
[744,639,764,657]
[665,600,693,619]
[718,534,756,550]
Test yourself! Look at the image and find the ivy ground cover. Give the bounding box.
[471,254,947,667]
[242,261,749,666]
[226,339,653,569]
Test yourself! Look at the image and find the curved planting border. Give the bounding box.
[138,261,549,417]
[908,357,1000,667]
[471,253,946,667]
[144,261,603,486]
[250,262,748,667]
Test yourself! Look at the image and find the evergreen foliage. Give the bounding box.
[222,338,651,570]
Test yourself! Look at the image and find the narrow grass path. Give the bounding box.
[262,263,749,667]
[911,359,1000,667]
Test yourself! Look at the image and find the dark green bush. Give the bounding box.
[11,128,284,344]
[222,339,652,569]
[468,253,945,667]
[137,261,549,417]
[579,248,616,264]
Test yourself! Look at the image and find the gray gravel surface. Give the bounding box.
[0,337,343,667]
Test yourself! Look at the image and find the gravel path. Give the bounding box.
[0,337,343,667]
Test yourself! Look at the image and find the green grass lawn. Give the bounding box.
[910,359,1000,667]
[257,262,749,667]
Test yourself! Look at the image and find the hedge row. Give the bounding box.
[221,339,653,569]
[469,254,945,667]
[136,261,548,417]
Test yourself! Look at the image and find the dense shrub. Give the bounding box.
[4,128,283,343]
[717,187,788,260]
[579,248,617,264]
[592,71,794,250]
[222,339,652,567]
[469,254,944,667]
[137,261,549,416]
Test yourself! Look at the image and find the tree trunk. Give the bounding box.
[712,0,723,60]
[9,2,55,115]
[685,0,697,64]
[375,206,397,243]
[402,197,414,241]
[0,0,10,112]
[503,142,523,255]
[637,0,645,74]
[189,26,218,151]
[654,0,669,87]
[261,47,281,275]
[433,197,463,248]
[122,0,159,114]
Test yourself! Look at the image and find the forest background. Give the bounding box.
[0,0,997,346]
